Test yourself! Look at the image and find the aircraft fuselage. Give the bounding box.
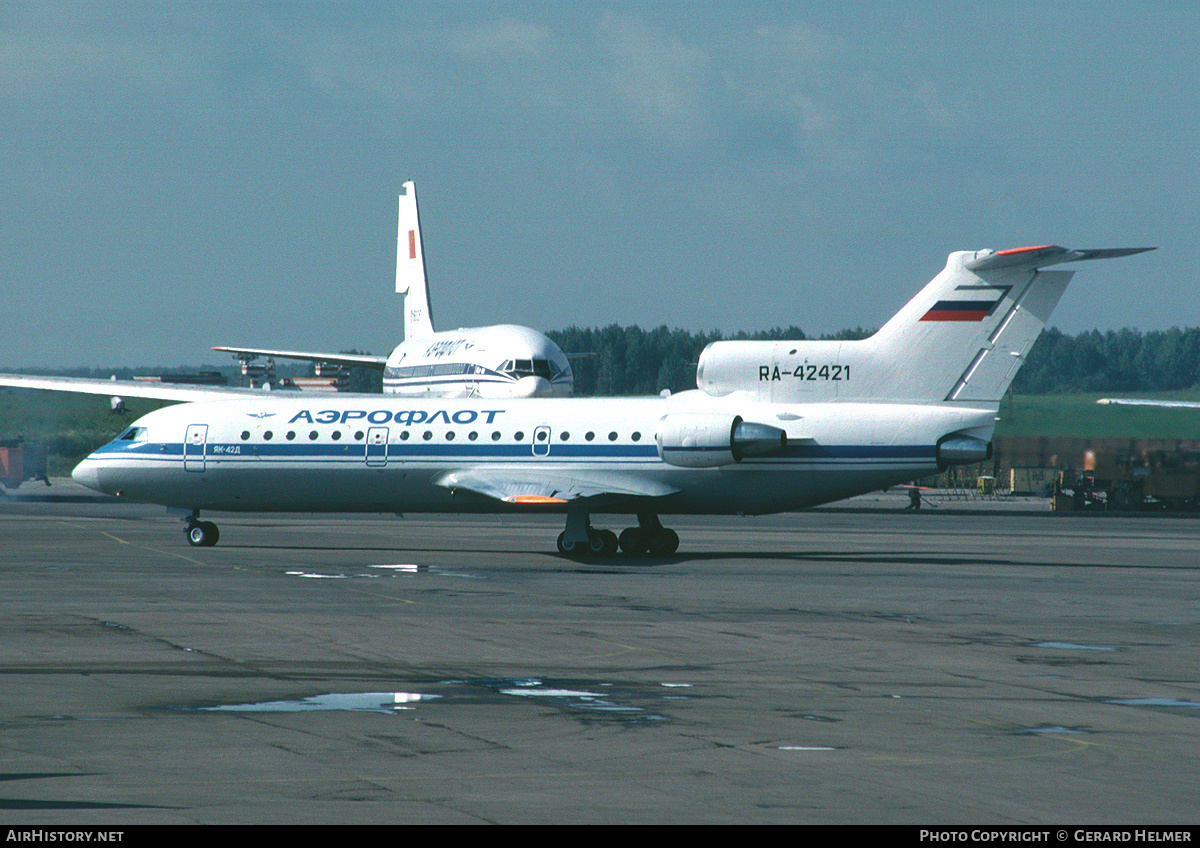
[382,325,573,398]
[73,393,995,517]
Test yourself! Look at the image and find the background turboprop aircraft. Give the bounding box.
[213,180,576,399]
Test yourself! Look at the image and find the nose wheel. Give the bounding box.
[186,519,220,547]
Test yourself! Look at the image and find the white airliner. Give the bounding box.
[1,244,1151,555]
[213,180,575,399]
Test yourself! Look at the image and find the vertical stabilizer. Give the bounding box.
[867,246,1152,402]
[696,245,1153,404]
[396,180,435,340]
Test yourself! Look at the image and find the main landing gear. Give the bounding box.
[185,511,220,547]
[556,511,679,557]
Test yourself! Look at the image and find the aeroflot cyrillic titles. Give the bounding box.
[1,243,1153,556]
[287,408,506,426]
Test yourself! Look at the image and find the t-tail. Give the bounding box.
[396,180,435,340]
[697,245,1154,404]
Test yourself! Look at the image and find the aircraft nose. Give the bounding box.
[515,375,553,397]
[71,460,102,492]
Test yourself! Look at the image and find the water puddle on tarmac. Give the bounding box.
[195,691,439,714]
[1031,641,1118,651]
[182,677,684,723]
[283,564,479,579]
[1103,697,1200,710]
[1016,725,1090,735]
[453,677,671,722]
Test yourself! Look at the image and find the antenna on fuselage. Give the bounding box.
[396,180,435,340]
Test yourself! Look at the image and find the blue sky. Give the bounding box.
[1,2,1195,367]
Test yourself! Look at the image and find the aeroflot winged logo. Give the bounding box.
[920,285,1012,322]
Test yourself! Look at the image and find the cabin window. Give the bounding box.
[585,432,595,441]
[608,431,617,441]
[309,431,318,440]
[286,431,296,441]
[469,431,478,441]
[514,431,525,441]
[332,431,342,441]
[355,431,364,441]
[491,431,501,441]
[445,431,455,441]
[423,431,433,441]
[631,432,641,442]
[560,431,570,441]
[240,431,250,441]
[400,431,410,441]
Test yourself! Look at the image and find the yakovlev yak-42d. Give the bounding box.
[2,244,1152,555]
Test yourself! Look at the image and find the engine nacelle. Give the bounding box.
[936,434,993,469]
[656,413,787,468]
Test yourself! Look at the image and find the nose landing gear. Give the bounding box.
[184,512,220,547]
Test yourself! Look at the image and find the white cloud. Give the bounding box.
[447,18,553,59]
[594,12,720,143]
[0,25,205,95]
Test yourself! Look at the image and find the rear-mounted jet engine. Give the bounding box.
[656,413,787,468]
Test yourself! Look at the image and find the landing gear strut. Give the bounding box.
[184,511,220,547]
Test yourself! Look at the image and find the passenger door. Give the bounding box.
[184,424,207,472]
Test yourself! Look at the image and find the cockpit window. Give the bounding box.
[502,358,557,380]
[119,427,147,442]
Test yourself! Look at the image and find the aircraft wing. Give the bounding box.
[436,468,680,504]
[0,373,269,402]
[1097,398,1200,410]
[211,346,388,369]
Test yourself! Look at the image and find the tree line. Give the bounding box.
[549,324,1200,397]
[1010,326,1200,394]
[8,325,1199,398]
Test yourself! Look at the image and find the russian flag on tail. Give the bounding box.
[920,286,1012,322]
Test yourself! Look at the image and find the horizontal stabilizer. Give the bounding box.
[965,245,1154,272]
